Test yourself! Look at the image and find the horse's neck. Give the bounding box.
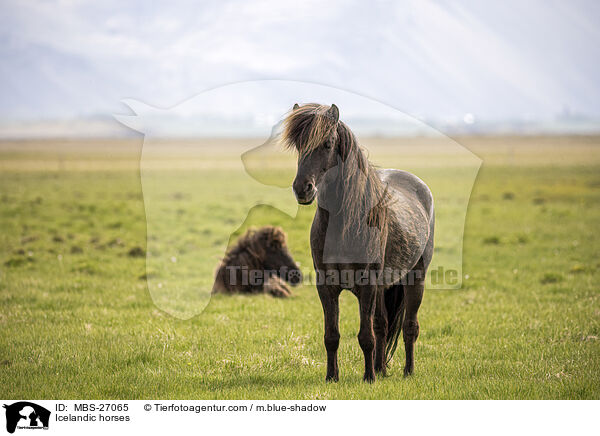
[317,183,342,215]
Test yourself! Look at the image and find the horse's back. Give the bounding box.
[378,169,434,220]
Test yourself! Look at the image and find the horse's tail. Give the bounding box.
[384,283,405,364]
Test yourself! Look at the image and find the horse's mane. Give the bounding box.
[213,226,290,295]
[282,104,389,259]
[222,226,287,266]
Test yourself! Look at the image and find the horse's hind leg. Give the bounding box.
[374,290,388,376]
[403,268,425,377]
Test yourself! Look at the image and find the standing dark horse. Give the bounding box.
[283,103,434,382]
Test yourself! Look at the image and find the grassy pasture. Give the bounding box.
[0,135,599,399]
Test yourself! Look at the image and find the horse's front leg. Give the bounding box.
[374,290,388,376]
[317,285,341,382]
[357,285,377,383]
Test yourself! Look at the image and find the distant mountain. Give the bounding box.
[1,1,599,130]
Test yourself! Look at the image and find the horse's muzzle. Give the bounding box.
[293,178,316,205]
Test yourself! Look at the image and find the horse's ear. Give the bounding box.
[293,103,300,110]
[328,104,339,122]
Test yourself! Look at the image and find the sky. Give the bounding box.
[0,0,599,134]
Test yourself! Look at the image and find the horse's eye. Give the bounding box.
[324,141,332,150]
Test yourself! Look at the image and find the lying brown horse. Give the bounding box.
[212,226,302,298]
[283,103,434,382]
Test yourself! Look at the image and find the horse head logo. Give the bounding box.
[115,81,481,319]
[3,402,50,434]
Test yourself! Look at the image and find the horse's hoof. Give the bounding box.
[363,373,376,383]
[325,375,339,383]
[403,367,414,377]
[375,363,387,377]
[376,369,388,378]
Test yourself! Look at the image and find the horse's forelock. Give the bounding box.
[267,226,287,246]
[282,104,338,156]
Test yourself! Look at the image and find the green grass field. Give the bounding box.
[0,136,599,399]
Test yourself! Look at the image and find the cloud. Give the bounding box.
[0,0,599,123]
